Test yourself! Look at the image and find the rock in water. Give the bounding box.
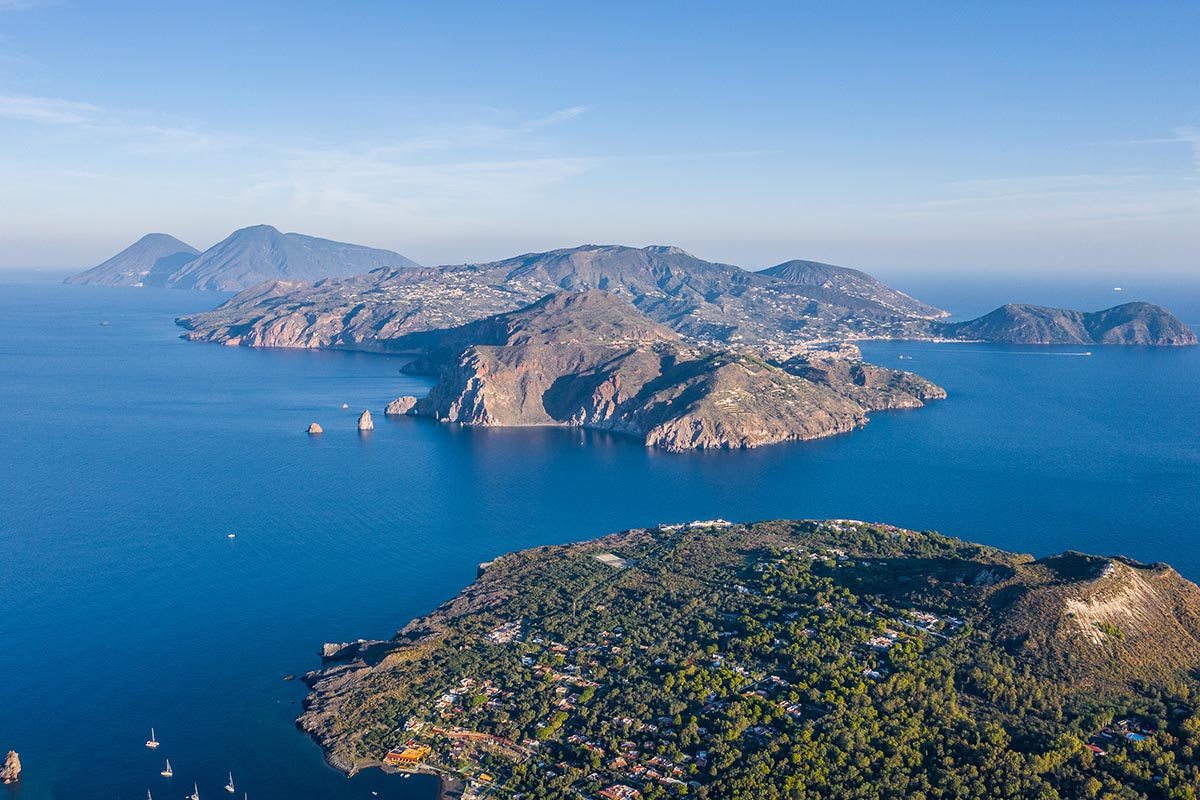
[1,750,20,784]
[384,396,418,416]
[357,410,374,431]
[307,422,323,435]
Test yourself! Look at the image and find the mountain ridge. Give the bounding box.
[760,259,948,320]
[178,243,948,351]
[65,225,422,292]
[938,302,1198,346]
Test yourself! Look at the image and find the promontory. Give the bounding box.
[386,291,944,452]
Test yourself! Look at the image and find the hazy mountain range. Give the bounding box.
[65,225,421,291]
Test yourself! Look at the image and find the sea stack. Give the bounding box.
[307,422,323,435]
[385,395,418,416]
[357,410,374,431]
[1,750,20,784]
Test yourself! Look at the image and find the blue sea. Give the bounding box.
[2,272,1199,800]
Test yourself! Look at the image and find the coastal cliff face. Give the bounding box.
[296,520,1200,794]
[400,292,944,452]
[939,302,1197,346]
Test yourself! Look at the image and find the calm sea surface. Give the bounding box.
[2,274,1199,800]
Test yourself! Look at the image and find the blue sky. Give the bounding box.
[0,0,1197,276]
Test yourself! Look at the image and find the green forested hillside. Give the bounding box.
[300,521,1200,799]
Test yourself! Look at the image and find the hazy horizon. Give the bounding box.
[1,2,1197,275]
[7,233,1199,288]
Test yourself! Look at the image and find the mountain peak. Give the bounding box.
[643,245,694,257]
[233,223,282,235]
[761,259,948,319]
[64,233,200,287]
[66,225,422,292]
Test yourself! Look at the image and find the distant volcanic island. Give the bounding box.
[68,235,1197,451]
[301,519,1200,797]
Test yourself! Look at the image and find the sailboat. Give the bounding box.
[148,791,154,800]
[146,728,160,749]
[190,782,200,800]
[161,759,173,778]
[224,772,235,794]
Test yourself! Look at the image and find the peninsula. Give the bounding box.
[384,291,943,452]
[300,519,1200,799]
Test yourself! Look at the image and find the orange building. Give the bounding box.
[383,744,431,766]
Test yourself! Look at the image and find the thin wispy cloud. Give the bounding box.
[370,105,588,158]
[902,124,1200,228]
[1090,129,1200,177]
[895,173,1197,230]
[523,105,587,131]
[236,151,594,220]
[223,106,595,221]
[0,92,256,155]
[1174,127,1200,170]
[0,94,100,124]
[121,124,249,155]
